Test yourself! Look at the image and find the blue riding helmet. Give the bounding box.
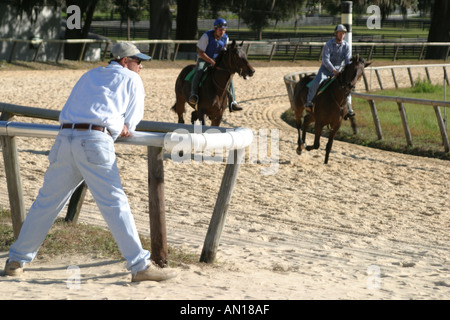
[214,18,227,28]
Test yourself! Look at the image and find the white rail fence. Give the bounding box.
[0,102,253,264]
[1,38,450,63]
[283,64,450,153]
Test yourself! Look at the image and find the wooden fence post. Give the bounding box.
[433,105,450,153]
[200,148,244,264]
[148,146,168,267]
[64,182,88,223]
[0,112,26,239]
[397,102,413,146]
[368,99,383,140]
[391,68,398,88]
[375,69,384,90]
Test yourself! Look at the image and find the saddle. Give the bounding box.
[184,68,208,87]
[306,76,336,95]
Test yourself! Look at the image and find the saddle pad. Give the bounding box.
[184,69,207,87]
[306,77,336,94]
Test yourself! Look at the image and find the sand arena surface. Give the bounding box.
[0,61,449,300]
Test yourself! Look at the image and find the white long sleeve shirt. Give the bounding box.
[59,61,145,140]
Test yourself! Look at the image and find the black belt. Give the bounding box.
[60,123,111,136]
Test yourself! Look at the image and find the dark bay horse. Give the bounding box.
[171,40,255,126]
[293,54,371,164]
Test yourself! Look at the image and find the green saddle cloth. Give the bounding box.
[184,69,208,87]
[306,77,336,94]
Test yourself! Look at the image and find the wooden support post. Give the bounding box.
[397,102,413,147]
[64,181,87,223]
[368,44,374,61]
[419,44,425,60]
[391,68,398,88]
[151,44,157,60]
[375,69,383,90]
[268,43,276,62]
[148,146,168,267]
[8,41,17,63]
[56,43,64,63]
[368,99,383,140]
[425,67,431,82]
[362,71,369,91]
[393,45,399,61]
[33,42,43,62]
[101,43,110,61]
[173,43,180,61]
[78,43,87,62]
[200,148,244,264]
[433,105,450,153]
[444,67,449,86]
[292,44,299,62]
[407,67,415,87]
[0,112,26,239]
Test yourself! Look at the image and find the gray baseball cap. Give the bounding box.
[334,24,347,33]
[111,42,151,60]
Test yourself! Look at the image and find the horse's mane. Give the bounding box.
[213,44,230,68]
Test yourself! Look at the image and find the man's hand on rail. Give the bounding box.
[119,125,132,138]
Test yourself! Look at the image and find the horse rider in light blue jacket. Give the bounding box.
[305,24,355,118]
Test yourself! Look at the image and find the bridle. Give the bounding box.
[211,48,244,91]
[336,60,361,95]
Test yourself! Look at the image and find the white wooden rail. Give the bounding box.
[283,64,449,153]
[1,38,450,63]
[0,103,253,264]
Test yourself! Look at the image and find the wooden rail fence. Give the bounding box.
[0,102,253,264]
[1,38,450,63]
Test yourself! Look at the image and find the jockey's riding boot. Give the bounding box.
[305,101,313,113]
[189,94,199,105]
[231,101,243,111]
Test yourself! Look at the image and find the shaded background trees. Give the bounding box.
[8,0,448,60]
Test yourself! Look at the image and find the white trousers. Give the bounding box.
[8,129,150,273]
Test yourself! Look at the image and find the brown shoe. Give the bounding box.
[4,260,23,277]
[131,262,177,282]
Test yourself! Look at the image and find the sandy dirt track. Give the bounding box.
[0,61,449,300]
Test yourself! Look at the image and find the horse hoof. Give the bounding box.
[296,148,302,155]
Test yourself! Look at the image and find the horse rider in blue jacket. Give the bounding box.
[305,24,355,118]
[189,18,242,111]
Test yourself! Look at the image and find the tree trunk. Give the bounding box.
[64,0,99,61]
[175,0,200,52]
[426,0,450,60]
[149,0,172,59]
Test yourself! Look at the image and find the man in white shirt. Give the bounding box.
[4,42,177,282]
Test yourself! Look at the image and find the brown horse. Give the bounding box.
[171,40,255,126]
[293,54,371,164]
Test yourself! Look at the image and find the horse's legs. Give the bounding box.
[200,113,206,126]
[306,122,322,151]
[173,96,186,124]
[191,110,198,124]
[324,129,336,164]
[302,113,312,143]
[295,110,305,155]
[349,115,357,134]
[324,122,342,164]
